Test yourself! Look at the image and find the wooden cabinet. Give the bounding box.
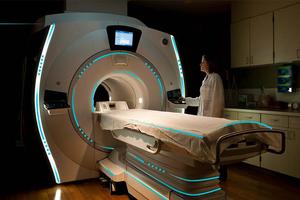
[231,12,273,68]
[289,116,300,129]
[262,128,300,178]
[224,108,300,177]
[261,114,288,128]
[231,19,250,67]
[274,4,300,63]
[250,13,274,65]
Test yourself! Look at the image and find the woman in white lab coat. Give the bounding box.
[185,55,227,181]
[185,54,225,118]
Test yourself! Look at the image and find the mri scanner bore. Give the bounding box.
[32,13,284,200]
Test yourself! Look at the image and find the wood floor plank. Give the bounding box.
[1,163,299,200]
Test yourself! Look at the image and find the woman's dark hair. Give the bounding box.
[202,54,217,73]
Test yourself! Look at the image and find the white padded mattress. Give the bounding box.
[99,109,282,163]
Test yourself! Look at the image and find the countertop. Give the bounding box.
[225,107,300,117]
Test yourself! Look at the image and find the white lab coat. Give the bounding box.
[186,73,225,117]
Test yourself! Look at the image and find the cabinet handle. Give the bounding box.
[273,119,279,122]
[246,57,249,64]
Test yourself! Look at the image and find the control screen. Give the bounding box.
[115,30,133,46]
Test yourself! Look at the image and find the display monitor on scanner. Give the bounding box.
[167,89,185,104]
[115,30,133,46]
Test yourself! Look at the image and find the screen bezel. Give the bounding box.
[107,25,142,52]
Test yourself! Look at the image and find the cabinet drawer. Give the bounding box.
[289,116,300,129]
[224,111,238,120]
[261,114,288,128]
[237,112,260,121]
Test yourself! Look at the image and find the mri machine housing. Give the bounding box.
[31,12,186,184]
[29,13,284,200]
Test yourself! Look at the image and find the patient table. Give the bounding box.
[96,101,285,200]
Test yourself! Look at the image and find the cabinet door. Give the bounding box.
[231,19,250,68]
[274,4,300,63]
[223,110,238,120]
[237,112,260,122]
[261,114,288,128]
[250,12,274,65]
[262,128,300,178]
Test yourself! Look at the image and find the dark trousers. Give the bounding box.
[219,165,228,181]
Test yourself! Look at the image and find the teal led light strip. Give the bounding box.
[128,152,145,164]
[99,161,115,177]
[169,174,220,183]
[98,160,167,200]
[71,86,114,151]
[224,120,272,130]
[131,119,204,139]
[128,152,166,173]
[126,171,168,200]
[34,24,60,184]
[144,62,164,98]
[134,165,221,197]
[170,35,185,97]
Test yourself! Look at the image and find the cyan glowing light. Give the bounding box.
[126,171,168,200]
[72,84,114,151]
[131,119,204,139]
[143,62,164,99]
[100,159,167,200]
[128,152,145,164]
[96,144,114,151]
[224,120,272,130]
[99,161,115,177]
[170,35,185,97]
[72,69,115,150]
[71,87,80,127]
[156,77,164,98]
[134,165,221,197]
[169,174,220,183]
[34,24,60,184]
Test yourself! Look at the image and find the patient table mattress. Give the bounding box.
[99,109,281,163]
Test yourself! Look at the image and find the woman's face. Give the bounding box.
[200,56,209,73]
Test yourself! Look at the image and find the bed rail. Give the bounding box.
[214,128,285,165]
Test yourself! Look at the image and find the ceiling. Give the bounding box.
[128,0,231,14]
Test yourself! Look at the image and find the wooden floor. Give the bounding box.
[2,163,299,200]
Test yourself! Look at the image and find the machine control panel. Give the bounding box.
[167,89,185,104]
[44,90,69,109]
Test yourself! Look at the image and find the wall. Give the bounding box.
[231,0,300,22]
[128,1,231,114]
[233,63,300,89]
[66,0,128,15]
[0,0,66,192]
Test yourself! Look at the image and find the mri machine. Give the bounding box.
[32,13,285,199]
